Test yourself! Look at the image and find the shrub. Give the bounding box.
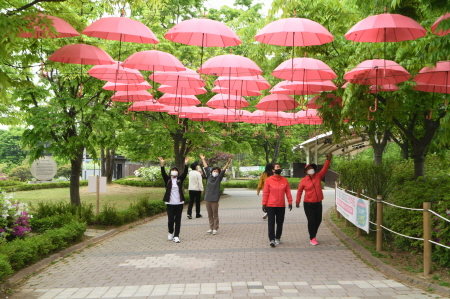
[55,164,71,180]
[221,181,249,188]
[30,201,94,224]
[30,213,78,233]
[0,192,32,241]
[134,166,163,182]
[0,181,88,192]
[114,179,165,188]
[0,254,12,280]
[8,166,33,182]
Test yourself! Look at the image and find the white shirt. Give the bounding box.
[167,177,183,205]
[188,170,204,191]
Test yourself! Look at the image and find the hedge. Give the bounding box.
[0,181,88,192]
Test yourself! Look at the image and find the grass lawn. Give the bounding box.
[14,183,166,211]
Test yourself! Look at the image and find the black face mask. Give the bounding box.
[274,169,282,175]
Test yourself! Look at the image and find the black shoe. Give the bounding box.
[196,214,202,218]
[187,215,192,219]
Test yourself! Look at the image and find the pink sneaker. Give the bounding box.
[310,238,319,246]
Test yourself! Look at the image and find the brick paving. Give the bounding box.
[11,188,448,299]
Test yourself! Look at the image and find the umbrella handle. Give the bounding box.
[123,109,129,115]
[367,111,374,121]
[369,98,378,112]
[131,112,136,121]
[201,126,205,133]
[426,108,433,120]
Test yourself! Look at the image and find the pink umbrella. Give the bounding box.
[185,106,213,122]
[296,109,323,124]
[121,50,185,72]
[111,90,153,102]
[208,109,250,123]
[103,81,152,91]
[206,94,249,109]
[270,84,319,96]
[255,18,334,46]
[272,57,337,81]
[150,68,205,88]
[307,94,342,109]
[271,80,337,95]
[158,85,207,95]
[48,44,115,65]
[158,94,200,106]
[169,106,204,117]
[431,13,450,36]
[414,61,450,86]
[212,86,262,96]
[214,75,270,91]
[247,110,287,124]
[199,54,263,77]
[414,82,450,93]
[344,59,410,85]
[88,62,145,83]
[367,84,399,93]
[256,94,298,111]
[128,100,165,112]
[19,14,79,38]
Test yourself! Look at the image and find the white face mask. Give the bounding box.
[307,169,315,175]
[170,171,178,176]
[212,172,219,177]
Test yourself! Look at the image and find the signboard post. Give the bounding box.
[88,176,106,215]
[335,188,370,233]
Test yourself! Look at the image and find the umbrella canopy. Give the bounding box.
[206,94,249,109]
[211,86,262,96]
[413,82,450,93]
[48,44,115,65]
[345,13,426,42]
[169,106,206,118]
[272,57,337,81]
[271,80,337,95]
[82,17,159,44]
[121,50,185,72]
[414,61,450,86]
[431,13,450,36]
[164,18,241,47]
[208,109,250,123]
[111,90,153,102]
[256,94,298,111]
[199,54,263,77]
[295,109,323,124]
[88,62,145,83]
[185,106,213,121]
[158,94,200,106]
[255,18,334,46]
[103,81,152,91]
[19,14,79,38]
[150,68,205,88]
[367,84,399,93]
[344,59,410,85]
[246,110,287,124]
[128,100,165,112]
[307,94,342,109]
[158,85,207,95]
[214,75,270,91]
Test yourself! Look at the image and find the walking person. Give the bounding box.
[262,163,292,247]
[200,154,232,235]
[257,163,274,220]
[296,153,332,246]
[158,156,190,243]
[187,161,204,219]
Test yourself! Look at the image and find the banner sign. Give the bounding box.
[336,188,370,233]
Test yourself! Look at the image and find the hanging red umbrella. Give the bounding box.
[212,86,262,96]
[88,62,145,83]
[150,68,205,88]
[199,54,263,77]
[271,80,337,95]
[208,109,250,123]
[214,75,270,91]
[128,100,165,112]
[272,57,337,81]
[255,18,334,46]
[345,12,426,42]
[158,85,207,95]
[185,106,213,122]
[48,44,115,65]
[103,81,152,92]
[19,14,79,38]
[367,84,399,93]
[344,59,410,85]
[296,109,323,124]
[246,110,287,124]
[414,61,450,86]
[431,13,450,36]
[206,94,249,109]
[158,94,201,106]
[111,90,153,102]
[414,82,450,93]
[307,94,343,109]
[121,50,185,72]
[82,16,159,44]
[256,94,298,111]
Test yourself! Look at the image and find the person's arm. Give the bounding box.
[296,180,305,207]
[317,154,332,179]
[203,166,211,178]
[285,178,293,206]
[179,157,190,181]
[256,174,265,195]
[262,178,270,208]
[158,157,168,182]
[223,157,232,170]
[200,154,208,168]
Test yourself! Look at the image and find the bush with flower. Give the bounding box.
[134,166,163,182]
[0,192,32,242]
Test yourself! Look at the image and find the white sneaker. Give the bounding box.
[173,236,180,243]
[275,239,282,245]
[212,230,217,235]
[270,240,276,247]
[168,233,173,241]
[206,229,213,234]
[263,213,268,219]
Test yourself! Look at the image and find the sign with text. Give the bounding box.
[30,157,57,181]
[336,188,370,233]
[88,176,107,193]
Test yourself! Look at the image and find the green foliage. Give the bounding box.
[0,181,88,192]
[0,128,27,166]
[221,181,250,188]
[55,164,71,180]
[0,254,13,280]
[8,165,32,182]
[246,178,300,189]
[114,179,165,188]
[30,200,94,224]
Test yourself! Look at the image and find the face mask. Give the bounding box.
[212,172,219,177]
[274,169,282,175]
[170,171,178,176]
[307,169,315,175]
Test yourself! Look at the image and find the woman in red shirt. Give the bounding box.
[296,153,332,246]
[262,163,293,247]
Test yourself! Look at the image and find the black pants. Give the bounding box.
[304,201,323,240]
[167,204,183,237]
[187,190,202,216]
[267,207,286,241]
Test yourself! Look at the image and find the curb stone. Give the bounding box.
[324,207,450,297]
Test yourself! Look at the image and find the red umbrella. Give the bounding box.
[199,54,263,77]
[206,94,249,109]
[345,13,426,42]
[48,44,115,65]
[414,61,450,86]
[111,90,153,102]
[150,68,205,88]
[307,94,343,109]
[128,100,165,112]
[214,75,270,91]
[344,59,410,85]
[271,80,337,95]
[212,86,262,96]
[103,81,152,92]
[367,84,398,93]
[158,94,200,106]
[121,50,185,72]
[255,18,334,46]
[82,16,159,44]
[88,62,145,83]
[208,109,250,123]
[270,84,318,95]
[185,106,213,121]
[414,82,450,93]
[19,14,79,38]
[296,109,323,124]
[431,13,450,36]
[246,110,287,124]
[272,57,337,81]
[256,94,298,111]
[158,85,207,95]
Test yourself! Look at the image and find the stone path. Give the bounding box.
[11,188,447,299]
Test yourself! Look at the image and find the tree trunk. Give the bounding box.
[171,120,191,170]
[369,129,390,166]
[70,147,83,205]
[401,140,409,160]
[100,147,105,176]
[104,148,114,183]
[263,139,270,164]
[413,147,426,178]
[271,128,284,164]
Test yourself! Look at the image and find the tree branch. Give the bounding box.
[7,0,67,15]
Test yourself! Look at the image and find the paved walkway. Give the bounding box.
[12,188,447,299]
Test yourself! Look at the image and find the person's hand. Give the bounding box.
[256,192,260,196]
[157,157,164,166]
[326,152,333,161]
[184,156,190,165]
[288,204,292,211]
[296,202,300,208]
[199,154,205,160]
[262,205,266,213]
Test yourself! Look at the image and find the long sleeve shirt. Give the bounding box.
[256,172,269,195]
[203,167,225,202]
[262,175,293,207]
[296,160,330,204]
[188,170,204,191]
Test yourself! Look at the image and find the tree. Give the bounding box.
[0,128,27,166]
